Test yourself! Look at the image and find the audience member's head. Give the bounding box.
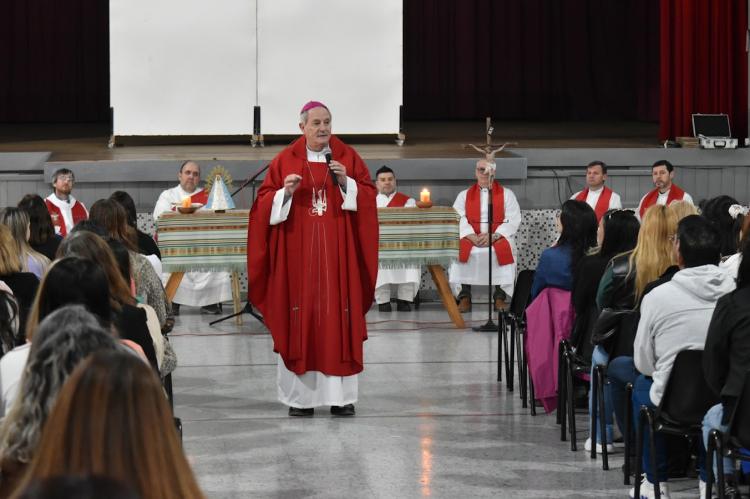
[666,199,698,226]
[56,231,133,310]
[0,225,22,275]
[109,191,138,228]
[16,475,140,499]
[106,238,133,289]
[70,220,107,238]
[674,215,721,268]
[17,351,205,499]
[25,258,112,340]
[630,204,675,302]
[558,200,598,271]
[699,195,741,257]
[0,306,118,465]
[17,195,56,247]
[598,210,640,261]
[0,207,49,275]
[88,199,137,251]
[0,290,19,355]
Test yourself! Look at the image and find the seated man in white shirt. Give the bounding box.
[637,160,694,220]
[570,160,622,222]
[449,160,522,312]
[374,166,420,312]
[153,161,232,315]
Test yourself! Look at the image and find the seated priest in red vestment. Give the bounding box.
[45,168,88,237]
[569,160,622,222]
[374,165,420,312]
[637,160,693,220]
[448,159,522,313]
[247,101,378,417]
[153,160,232,315]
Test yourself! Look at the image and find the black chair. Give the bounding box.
[624,382,634,485]
[705,370,750,499]
[556,338,608,469]
[634,350,720,499]
[498,270,535,395]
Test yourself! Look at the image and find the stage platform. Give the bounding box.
[0,120,662,162]
[0,120,748,212]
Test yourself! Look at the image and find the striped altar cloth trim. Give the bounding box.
[378,206,459,268]
[157,210,249,272]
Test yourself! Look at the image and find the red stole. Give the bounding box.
[247,135,378,377]
[639,184,685,218]
[575,186,613,222]
[386,192,409,207]
[45,199,87,237]
[459,181,514,265]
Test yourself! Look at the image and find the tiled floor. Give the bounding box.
[170,303,700,499]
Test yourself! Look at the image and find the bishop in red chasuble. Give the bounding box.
[247,102,378,416]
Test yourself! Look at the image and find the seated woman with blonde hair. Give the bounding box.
[12,350,204,499]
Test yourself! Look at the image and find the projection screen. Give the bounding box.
[110,1,401,137]
[110,0,257,136]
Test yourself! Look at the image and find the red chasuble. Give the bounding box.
[459,181,514,265]
[575,186,613,222]
[639,184,685,218]
[247,136,378,377]
[386,192,409,207]
[45,199,88,237]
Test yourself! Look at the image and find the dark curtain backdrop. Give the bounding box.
[0,0,109,122]
[659,0,748,140]
[404,0,660,122]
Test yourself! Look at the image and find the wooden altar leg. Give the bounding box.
[164,272,185,303]
[231,271,242,326]
[427,265,466,329]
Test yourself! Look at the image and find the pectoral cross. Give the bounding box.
[464,117,517,162]
[311,188,327,216]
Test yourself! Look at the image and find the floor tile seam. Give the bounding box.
[174,411,534,423]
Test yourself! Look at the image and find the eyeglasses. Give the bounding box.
[56,174,74,183]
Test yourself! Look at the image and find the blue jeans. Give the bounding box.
[633,375,669,483]
[700,403,732,482]
[589,345,613,443]
[608,356,638,440]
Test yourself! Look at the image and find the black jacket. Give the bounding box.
[703,287,750,424]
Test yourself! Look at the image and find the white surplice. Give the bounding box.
[569,186,622,211]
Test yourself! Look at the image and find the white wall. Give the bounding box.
[110,0,402,137]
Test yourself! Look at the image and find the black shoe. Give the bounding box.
[396,300,412,312]
[330,404,355,416]
[378,302,392,312]
[200,303,222,315]
[288,407,314,417]
[172,303,180,316]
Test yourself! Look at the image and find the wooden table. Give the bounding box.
[377,206,463,328]
[157,210,249,324]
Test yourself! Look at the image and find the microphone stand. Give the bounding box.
[209,161,271,327]
[473,170,497,332]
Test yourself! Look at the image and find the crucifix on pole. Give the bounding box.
[463,118,516,334]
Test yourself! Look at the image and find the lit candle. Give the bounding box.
[420,188,430,203]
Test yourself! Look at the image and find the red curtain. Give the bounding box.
[660,0,748,140]
[404,0,660,122]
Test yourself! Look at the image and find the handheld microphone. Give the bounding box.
[323,147,336,184]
